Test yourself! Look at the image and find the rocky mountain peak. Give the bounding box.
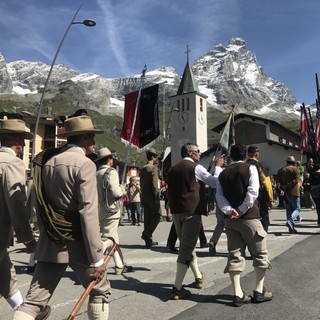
[0,38,299,120]
[192,38,297,118]
[0,53,13,94]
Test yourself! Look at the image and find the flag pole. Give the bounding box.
[302,103,318,161]
[315,74,320,163]
[121,65,147,185]
[316,73,320,104]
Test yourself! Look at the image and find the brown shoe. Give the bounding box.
[35,306,51,320]
[170,286,191,300]
[252,288,273,303]
[208,241,216,255]
[195,272,206,289]
[232,292,251,307]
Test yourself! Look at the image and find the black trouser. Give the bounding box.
[129,202,141,224]
[258,193,270,232]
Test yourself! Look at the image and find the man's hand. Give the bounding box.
[214,155,225,167]
[230,208,240,220]
[24,239,37,254]
[90,264,106,283]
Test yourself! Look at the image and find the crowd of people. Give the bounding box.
[2,113,320,319]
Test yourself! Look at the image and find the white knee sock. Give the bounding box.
[113,251,124,269]
[174,262,188,290]
[189,257,202,279]
[28,252,37,267]
[13,310,34,320]
[6,290,23,310]
[88,302,109,320]
[254,267,266,293]
[229,271,242,297]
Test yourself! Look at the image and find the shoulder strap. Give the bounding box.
[102,167,119,214]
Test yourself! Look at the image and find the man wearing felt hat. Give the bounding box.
[14,115,111,320]
[95,147,133,275]
[0,119,40,314]
[247,146,274,232]
[277,155,301,234]
[140,147,162,247]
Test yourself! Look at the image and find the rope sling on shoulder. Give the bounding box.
[33,148,81,243]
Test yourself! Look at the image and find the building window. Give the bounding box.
[187,98,190,110]
[177,100,180,111]
[182,99,185,111]
[200,98,203,112]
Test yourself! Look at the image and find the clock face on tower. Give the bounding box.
[178,111,189,125]
[198,112,205,125]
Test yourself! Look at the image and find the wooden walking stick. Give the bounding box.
[67,238,119,320]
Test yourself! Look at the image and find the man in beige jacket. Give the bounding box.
[95,147,133,275]
[0,119,39,313]
[14,115,111,320]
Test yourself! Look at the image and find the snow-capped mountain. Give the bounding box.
[193,38,298,117]
[0,38,300,119]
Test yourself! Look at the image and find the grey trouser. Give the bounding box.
[0,248,18,298]
[16,260,110,318]
[173,214,201,266]
[210,205,225,244]
[224,218,271,273]
[100,209,121,248]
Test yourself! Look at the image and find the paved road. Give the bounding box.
[2,206,320,320]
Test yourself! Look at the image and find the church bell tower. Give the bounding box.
[169,46,208,166]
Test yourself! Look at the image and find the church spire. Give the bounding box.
[176,45,199,95]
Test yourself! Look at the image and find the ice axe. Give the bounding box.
[67,237,121,320]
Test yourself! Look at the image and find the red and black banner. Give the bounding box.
[121,84,159,149]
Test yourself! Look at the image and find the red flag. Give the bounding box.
[300,105,309,152]
[121,84,159,149]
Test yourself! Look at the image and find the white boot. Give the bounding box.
[13,310,35,320]
[88,302,109,320]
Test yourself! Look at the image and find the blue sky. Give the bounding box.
[1,0,320,105]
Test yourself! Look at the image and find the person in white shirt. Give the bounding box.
[216,143,273,307]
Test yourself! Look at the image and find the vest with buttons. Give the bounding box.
[168,160,202,214]
[219,162,260,219]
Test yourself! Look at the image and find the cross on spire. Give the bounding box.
[185,45,191,62]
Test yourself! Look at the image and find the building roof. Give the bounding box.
[211,112,299,138]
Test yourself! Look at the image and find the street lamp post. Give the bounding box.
[29,5,96,178]
[162,81,167,139]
